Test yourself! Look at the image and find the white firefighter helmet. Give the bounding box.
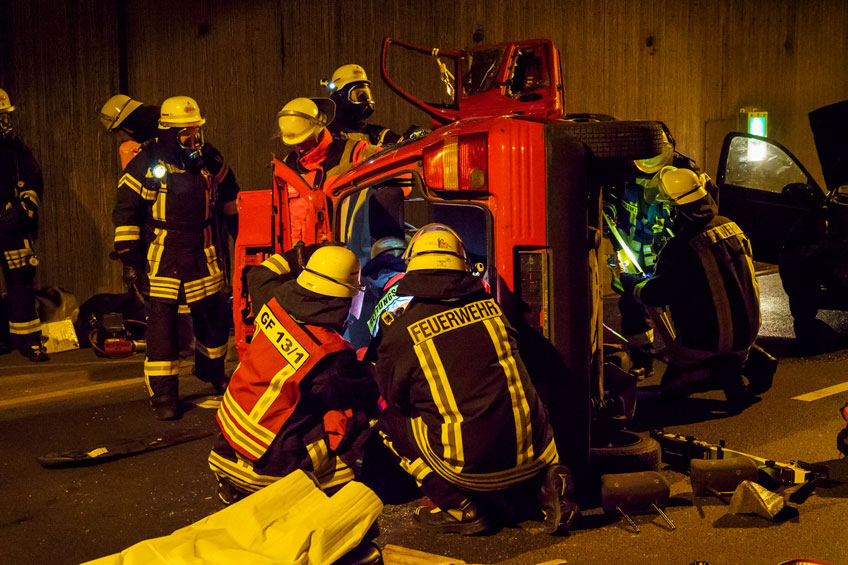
[657,166,708,205]
[297,245,363,298]
[404,223,468,272]
[370,236,408,260]
[158,96,206,129]
[635,130,674,173]
[329,64,370,92]
[277,97,335,146]
[0,88,15,113]
[98,94,142,131]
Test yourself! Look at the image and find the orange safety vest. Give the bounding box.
[217,297,352,460]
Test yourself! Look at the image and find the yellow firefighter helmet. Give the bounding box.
[329,64,370,92]
[297,245,363,298]
[158,96,206,129]
[277,97,335,146]
[657,166,708,205]
[404,223,468,272]
[98,94,143,131]
[370,236,407,260]
[0,88,15,113]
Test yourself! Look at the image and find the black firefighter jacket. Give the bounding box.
[374,270,559,492]
[633,193,761,354]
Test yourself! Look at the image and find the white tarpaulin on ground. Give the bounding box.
[85,470,383,565]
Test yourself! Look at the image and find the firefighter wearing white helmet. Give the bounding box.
[621,166,763,408]
[113,94,240,420]
[323,64,402,146]
[209,242,379,504]
[370,222,578,536]
[0,88,48,361]
[273,97,378,245]
[98,94,161,168]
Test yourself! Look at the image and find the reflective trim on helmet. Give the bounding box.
[301,266,365,293]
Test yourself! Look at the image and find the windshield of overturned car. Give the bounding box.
[462,47,505,96]
[725,135,809,193]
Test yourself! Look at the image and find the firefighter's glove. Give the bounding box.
[0,205,30,235]
[619,273,642,296]
[122,263,149,295]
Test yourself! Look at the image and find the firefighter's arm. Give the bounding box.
[374,332,412,414]
[630,241,685,306]
[246,243,324,310]
[311,351,380,416]
[221,199,238,239]
[14,143,43,227]
[112,161,153,268]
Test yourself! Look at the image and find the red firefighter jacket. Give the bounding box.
[217,297,351,460]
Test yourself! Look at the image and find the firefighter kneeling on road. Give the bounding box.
[620,167,761,408]
[112,96,239,420]
[209,244,380,504]
[369,224,578,535]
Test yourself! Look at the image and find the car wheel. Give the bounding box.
[560,120,665,160]
[590,430,661,476]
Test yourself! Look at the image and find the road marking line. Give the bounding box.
[792,381,848,402]
[0,377,143,409]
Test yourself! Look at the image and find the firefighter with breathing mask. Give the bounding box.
[0,88,48,361]
[208,244,379,504]
[620,167,761,407]
[371,223,579,535]
[112,96,239,420]
[323,64,402,146]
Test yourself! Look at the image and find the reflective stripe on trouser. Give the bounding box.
[190,293,229,383]
[208,434,354,493]
[1,261,40,348]
[146,293,228,399]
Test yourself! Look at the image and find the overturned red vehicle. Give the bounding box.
[233,38,665,475]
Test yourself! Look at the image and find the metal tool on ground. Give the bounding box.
[651,429,825,486]
[37,428,214,468]
[601,471,676,533]
[689,458,759,503]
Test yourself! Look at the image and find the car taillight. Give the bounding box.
[517,249,550,338]
[423,132,488,192]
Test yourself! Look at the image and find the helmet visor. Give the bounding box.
[348,84,374,105]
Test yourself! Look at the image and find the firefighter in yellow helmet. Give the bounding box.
[273,97,378,245]
[209,243,379,503]
[369,223,578,535]
[620,166,763,408]
[0,89,48,361]
[112,95,240,420]
[606,127,703,378]
[323,64,402,146]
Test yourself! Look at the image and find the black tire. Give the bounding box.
[559,120,665,160]
[590,430,661,476]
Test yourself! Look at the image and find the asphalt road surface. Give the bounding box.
[1,272,847,565]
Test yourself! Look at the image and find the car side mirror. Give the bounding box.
[781,182,824,207]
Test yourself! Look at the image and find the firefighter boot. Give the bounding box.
[538,464,580,534]
[19,342,49,362]
[151,396,180,421]
[413,498,493,535]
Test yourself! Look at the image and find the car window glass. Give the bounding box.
[462,47,505,96]
[725,136,808,193]
[338,175,489,278]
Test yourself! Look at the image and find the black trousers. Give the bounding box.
[377,406,545,521]
[144,292,229,401]
[1,261,40,349]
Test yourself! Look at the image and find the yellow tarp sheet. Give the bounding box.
[85,470,383,565]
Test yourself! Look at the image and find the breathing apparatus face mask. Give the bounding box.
[0,114,12,138]
[177,126,205,158]
[336,83,374,123]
